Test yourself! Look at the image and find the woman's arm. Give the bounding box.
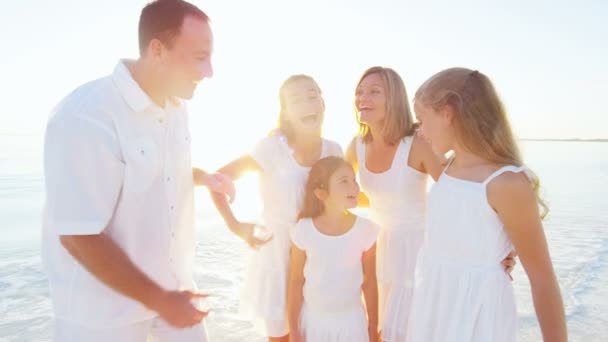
[345,136,370,208]
[488,172,567,342]
[208,155,268,248]
[410,134,446,182]
[194,154,261,185]
[287,244,306,342]
[362,243,379,342]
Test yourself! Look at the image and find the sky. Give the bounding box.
[1,0,606,169]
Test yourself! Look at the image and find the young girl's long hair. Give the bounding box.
[276,74,324,143]
[298,156,352,220]
[414,67,548,218]
[356,66,418,145]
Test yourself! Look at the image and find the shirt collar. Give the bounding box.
[111,59,184,114]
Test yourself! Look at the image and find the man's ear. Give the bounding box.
[146,38,164,61]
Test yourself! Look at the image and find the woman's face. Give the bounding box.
[355,73,386,127]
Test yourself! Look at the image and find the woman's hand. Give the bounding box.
[501,250,518,280]
[289,330,304,342]
[368,325,379,342]
[204,172,236,203]
[231,222,273,249]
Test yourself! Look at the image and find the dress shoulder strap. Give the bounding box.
[482,165,530,186]
[400,136,414,166]
[355,136,366,167]
[441,155,456,175]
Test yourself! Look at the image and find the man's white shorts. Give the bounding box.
[54,317,207,342]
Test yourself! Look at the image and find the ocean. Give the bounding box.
[1,134,606,341]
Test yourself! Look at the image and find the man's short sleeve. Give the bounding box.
[44,115,124,235]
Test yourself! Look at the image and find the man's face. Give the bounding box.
[160,16,213,100]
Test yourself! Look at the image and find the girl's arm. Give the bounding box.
[488,172,567,342]
[345,136,370,208]
[362,243,379,342]
[287,244,306,342]
[209,155,268,249]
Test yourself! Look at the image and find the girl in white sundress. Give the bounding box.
[345,66,517,342]
[207,75,343,342]
[288,156,380,342]
[407,67,567,341]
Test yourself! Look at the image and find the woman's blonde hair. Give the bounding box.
[356,66,417,145]
[415,67,548,218]
[277,74,323,144]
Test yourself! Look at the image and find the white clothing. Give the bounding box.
[291,216,379,342]
[406,164,525,342]
[239,135,343,336]
[54,317,207,342]
[42,60,198,328]
[355,135,428,341]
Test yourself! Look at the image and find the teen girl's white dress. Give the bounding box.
[406,163,524,341]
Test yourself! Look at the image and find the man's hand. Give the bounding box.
[150,290,209,328]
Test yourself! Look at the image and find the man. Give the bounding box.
[42,1,230,340]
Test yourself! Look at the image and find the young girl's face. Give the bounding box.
[283,78,325,135]
[355,73,386,126]
[414,102,454,154]
[319,165,360,211]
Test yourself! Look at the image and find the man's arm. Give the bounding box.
[60,232,207,328]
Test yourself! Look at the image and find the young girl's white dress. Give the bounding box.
[239,134,343,336]
[291,216,380,342]
[355,135,427,341]
[406,164,525,342]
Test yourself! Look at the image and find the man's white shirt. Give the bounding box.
[42,60,197,328]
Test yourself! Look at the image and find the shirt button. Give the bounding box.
[170,205,174,210]
[158,118,164,123]
[166,177,171,182]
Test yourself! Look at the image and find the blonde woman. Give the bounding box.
[407,68,567,341]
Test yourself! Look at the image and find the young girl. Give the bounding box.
[204,75,343,341]
[288,156,379,342]
[345,66,517,342]
[407,67,567,341]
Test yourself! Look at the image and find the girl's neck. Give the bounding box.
[450,144,491,169]
[322,207,350,222]
[315,209,355,235]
